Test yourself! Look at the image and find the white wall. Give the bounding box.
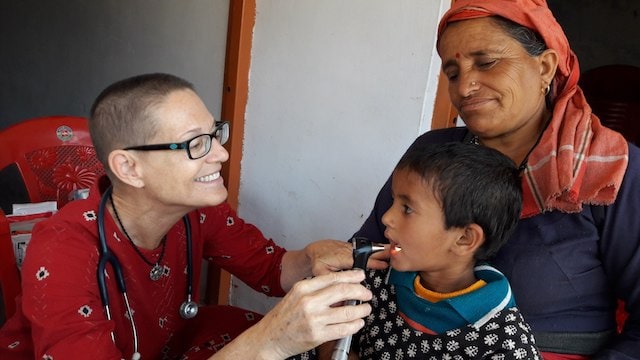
[231,0,449,313]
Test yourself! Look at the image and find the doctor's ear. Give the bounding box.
[107,150,145,188]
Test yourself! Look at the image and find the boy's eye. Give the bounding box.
[402,205,413,215]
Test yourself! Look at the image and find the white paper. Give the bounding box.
[11,201,57,215]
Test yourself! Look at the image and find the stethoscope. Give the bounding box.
[97,186,198,360]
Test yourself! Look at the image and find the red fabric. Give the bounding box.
[437,0,629,217]
[617,300,628,333]
[541,352,588,360]
[0,178,286,359]
[170,306,263,360]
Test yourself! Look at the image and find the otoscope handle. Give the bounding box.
[331,327,355,360]
[330,237,384,360]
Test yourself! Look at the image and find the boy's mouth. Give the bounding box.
[390,244,402,255]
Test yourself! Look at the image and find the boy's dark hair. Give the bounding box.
[395,142,522,261]
[89,73,194,171]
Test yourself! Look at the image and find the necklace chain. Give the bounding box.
[469,135,537,172]
[468,116,550,173]
[109,193,167,280]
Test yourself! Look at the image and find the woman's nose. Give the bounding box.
[207,139,229,163]
[453,71,479,98]
[458,81,479,98]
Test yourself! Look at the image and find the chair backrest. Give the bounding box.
[0,116,105,213]
[579,64,640,146]
[0,116,105,322]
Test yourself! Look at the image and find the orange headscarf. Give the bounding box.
[438,0,629,217]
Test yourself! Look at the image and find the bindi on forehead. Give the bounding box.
[455,53,460,58]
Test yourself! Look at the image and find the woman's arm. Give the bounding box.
[597,143,640,359]
[209,270,372,359]
[280,240,351,290]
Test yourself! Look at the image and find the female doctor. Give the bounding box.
[0,73,372,360]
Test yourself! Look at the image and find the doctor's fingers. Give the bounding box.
[295,303,370,346]
[281,271,372,323]
[306,239,354,276]
[290,270,370,300]
[321,300,371,332]
[286,273,373,324]
[275,284,371,347]
[262,274,371,354]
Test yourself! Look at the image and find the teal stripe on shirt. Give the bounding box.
[389,264,515,333]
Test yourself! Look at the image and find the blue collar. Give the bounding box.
[388,264,515,332]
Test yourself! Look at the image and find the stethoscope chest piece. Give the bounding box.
[180,298,199,319]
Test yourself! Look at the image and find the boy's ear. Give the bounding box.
[107,150,146,188]
[453,223,485,256]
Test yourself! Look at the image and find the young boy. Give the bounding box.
[290,142,539,360]
[354,141,540,359]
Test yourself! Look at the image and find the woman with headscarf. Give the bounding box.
[351,0,639,359]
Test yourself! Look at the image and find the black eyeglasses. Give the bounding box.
[124,121,229,160]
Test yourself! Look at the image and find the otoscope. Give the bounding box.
[331,237,385,360]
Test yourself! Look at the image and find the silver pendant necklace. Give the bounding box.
[149,263,164,281]
[110,193,167,281]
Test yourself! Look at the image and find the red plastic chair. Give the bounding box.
[0,116,105,322]
[0,116,105,211]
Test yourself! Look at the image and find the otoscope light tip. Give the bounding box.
[370,244,386,253]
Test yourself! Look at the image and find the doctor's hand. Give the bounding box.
[305,239,390,276]
[220,270,373,360]
[279,239,390,291]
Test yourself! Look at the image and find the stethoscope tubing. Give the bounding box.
[97,186,196,359]
[97,186,140,356]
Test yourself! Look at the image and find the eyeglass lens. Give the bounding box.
[214,122,229,146]
[187,122,229,159]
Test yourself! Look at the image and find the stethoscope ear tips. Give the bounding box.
[180,301,199,319]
